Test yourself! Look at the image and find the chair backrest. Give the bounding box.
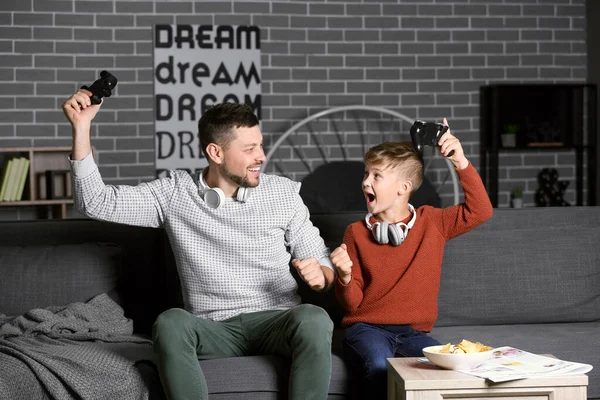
[299,160,441,214]
[264,105,459,207]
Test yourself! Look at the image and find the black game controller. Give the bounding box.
[410,120,453,157]
[81,70,118,105]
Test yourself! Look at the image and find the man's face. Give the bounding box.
[220,125,266,188]
[362,162,405,215]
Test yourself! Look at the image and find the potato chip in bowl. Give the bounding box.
[423,340,494,370]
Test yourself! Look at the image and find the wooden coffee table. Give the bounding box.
[387,357,588,400]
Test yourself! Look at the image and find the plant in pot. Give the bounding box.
[511,186,523,208]
[501,123,519,148]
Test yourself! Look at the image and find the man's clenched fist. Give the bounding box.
[292,258,326,291]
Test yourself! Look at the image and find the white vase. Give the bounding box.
[501,133,516,147]
[511,198,523,208]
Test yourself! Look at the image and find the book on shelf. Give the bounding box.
[1,157,30,202]
[16,158,30,201]
[3,157,23,202]
[0,159,14,201]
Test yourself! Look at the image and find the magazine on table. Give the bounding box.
[447,346,593,383]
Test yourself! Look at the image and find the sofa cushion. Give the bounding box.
[437,211,600,327]
[199,353,349,397]
[0,242,122,316]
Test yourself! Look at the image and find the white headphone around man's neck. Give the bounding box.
[364,203,417,246]
[198,170,251,209]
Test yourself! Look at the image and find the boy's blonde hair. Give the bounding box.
[364,142,424,193]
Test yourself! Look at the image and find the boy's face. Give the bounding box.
[219,125,266,188]
[362,162,408,215]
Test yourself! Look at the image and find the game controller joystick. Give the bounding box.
[410,120,454,157]
[81,70,118,105]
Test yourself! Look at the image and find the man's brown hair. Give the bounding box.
[364,141,424,193]
[198,102,259,159]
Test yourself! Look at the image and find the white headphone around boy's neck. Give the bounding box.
[198,170,251,209]
[364,203,417,246]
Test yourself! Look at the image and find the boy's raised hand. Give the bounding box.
[437,117,469,170]
[330,244,352,285]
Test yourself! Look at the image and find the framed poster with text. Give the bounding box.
[153,24,261,177]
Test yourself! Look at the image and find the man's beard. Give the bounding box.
[221,162,259,188]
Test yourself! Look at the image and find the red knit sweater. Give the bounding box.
[335,163,493,332]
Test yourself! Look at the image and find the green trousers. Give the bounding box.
[152,304,334,400]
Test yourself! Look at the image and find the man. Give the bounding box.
[62,89,336,400]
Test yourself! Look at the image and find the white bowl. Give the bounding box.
[422,345,494,371]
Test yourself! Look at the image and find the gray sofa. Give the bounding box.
[310,206,599,399]
[0,206,598,399]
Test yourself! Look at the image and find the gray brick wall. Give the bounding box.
[0,0,589,220]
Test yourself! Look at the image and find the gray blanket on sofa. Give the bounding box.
[0,293,153,400]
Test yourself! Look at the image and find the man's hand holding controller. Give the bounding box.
[330,244,353,285]
[62,70,118,128]
[62,70,118,161]
[62,89,100,128]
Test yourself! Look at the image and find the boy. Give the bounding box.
[329,118,493,399]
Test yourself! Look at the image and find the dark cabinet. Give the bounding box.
[480,83,597,207]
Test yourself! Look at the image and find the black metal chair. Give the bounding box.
[263,105,459,214]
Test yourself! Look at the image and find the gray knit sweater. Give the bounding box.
[71,153,332,321]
